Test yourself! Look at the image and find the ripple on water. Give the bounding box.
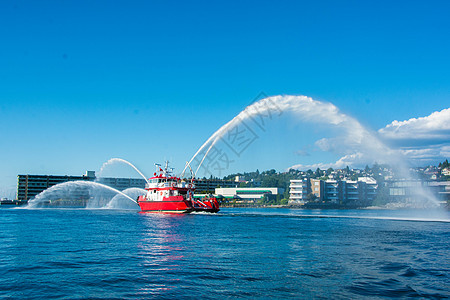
[348,278,421,297]
[0,208,449,299]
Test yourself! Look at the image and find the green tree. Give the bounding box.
[315,168,321,178]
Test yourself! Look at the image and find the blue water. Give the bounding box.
[1,208,449,299]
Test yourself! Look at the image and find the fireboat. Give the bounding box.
[137,162,220,214]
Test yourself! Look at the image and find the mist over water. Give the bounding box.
[27,181,137,208]
[104,187,146,210]
[24,157,150,209]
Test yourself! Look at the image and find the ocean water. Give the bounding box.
[0,208,449,299]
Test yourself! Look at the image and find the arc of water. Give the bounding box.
[194,137,219,177]
[183,114,242,176]
[184,95,440,206]
[27,180,138,208]
[186,95,388,175]
[86,181,138,203]
[99,158,150,185]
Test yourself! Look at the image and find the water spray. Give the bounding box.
[27,181,138,208]
[184,94,441,207]
[99,158,150,185]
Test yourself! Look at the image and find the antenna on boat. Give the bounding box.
[159,160,169,177]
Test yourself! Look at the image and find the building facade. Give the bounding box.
[289,179,309,204]
[17,171,147,201]
[215,187,283,205]
[387,179,450,206]
[289,177,378,206]
[17,172,95,201]
[310,179,324,200]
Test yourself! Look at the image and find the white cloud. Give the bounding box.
[379,108,450,142]
[376,108,450,165]
[398,145,450,164]
[290,107,450,171]
[440,146,450,157]
[295,149,310,156]
[315,138,333,152]
[290,152,370,171]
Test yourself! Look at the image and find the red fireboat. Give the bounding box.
[137,162,220,214]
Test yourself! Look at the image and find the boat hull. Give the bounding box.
[137,195,220,214]
[137,196,193,213]
[192,199,220,213]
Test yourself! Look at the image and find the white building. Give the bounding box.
[289,179,308,204]
[215,187,282,204]
[325,180,340,203]
[288,176,378,206]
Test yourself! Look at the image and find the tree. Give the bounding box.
[306,193,317,202]
[315,168,321,178]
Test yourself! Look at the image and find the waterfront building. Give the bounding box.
[289,177,378,206]
[215,187,283,205]
[310,179,324,199]
[17,171,147,201]
[341,180,357,204]
[17,171,95,201]
[388,180,450,205]
[324,180,340,203]
[357,177,378,204]
[289,179,308,204]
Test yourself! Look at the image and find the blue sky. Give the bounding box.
[0,0,449,196]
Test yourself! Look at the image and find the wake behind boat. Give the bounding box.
[137,162,219,213]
